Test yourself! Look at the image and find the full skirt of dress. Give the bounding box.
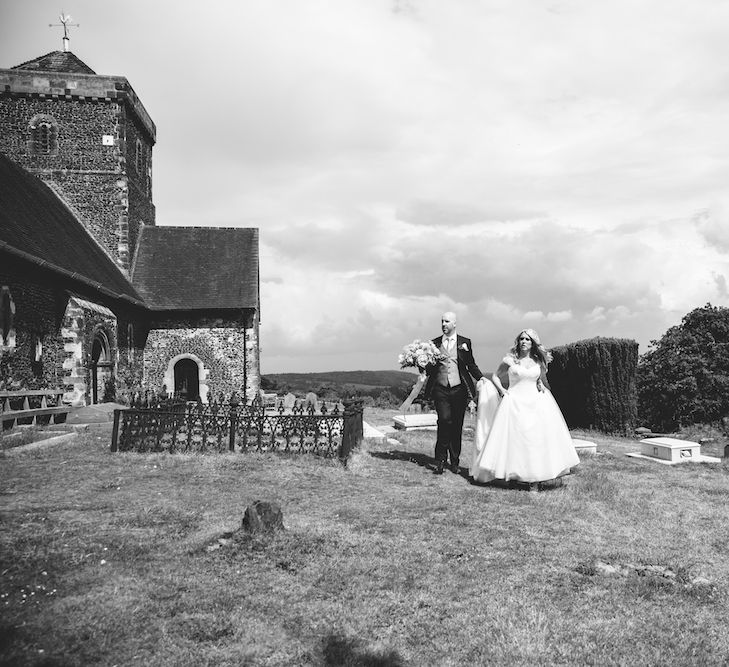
[470,379,579,483]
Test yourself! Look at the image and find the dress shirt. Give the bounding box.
[442,335,457,352]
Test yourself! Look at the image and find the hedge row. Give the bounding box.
[548,337,638,435]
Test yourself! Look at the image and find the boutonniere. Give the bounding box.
[460,343,469,351]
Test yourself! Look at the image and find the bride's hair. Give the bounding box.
[509,329,553,367]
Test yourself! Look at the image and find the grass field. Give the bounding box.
[1,410,729,665]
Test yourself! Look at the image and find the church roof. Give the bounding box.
[11,50,96,74]
[132,226,259,311]
[0,153,144,306]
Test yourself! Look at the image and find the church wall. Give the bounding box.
[114,313,149,404]
[124,109,155,261]
[0,96,121,171]
[0,257,151,405]
[45,172,129,267]
[143,314,259,401]
[0,268,66,392]
[0,93,154,271]
[0,94,127,269]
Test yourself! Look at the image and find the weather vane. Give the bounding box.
[49,11,79,52]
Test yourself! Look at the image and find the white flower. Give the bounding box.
[398,339,445,369]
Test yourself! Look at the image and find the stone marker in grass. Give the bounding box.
[241,501,284,533]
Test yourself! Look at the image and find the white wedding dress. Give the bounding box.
[470,357,579,483]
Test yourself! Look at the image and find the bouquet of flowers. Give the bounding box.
[397,339,444,413]
[398,339,444,371]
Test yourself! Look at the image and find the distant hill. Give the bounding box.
[261,370,417,396]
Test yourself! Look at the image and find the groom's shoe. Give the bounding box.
[434,461,445,475]
[449,463,460,474]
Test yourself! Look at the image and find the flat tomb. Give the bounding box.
[393,413,437,431]
[640,437,701,462]
[571,438,597,454]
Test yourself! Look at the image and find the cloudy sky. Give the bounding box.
[2,0,728,373]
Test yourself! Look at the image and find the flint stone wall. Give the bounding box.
[144,318,259,402]
[0,267,65,392]
[0,86,155,272]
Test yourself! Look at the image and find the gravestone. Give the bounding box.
[304,392,318,411]
[282,393,296,410]
[241,501,284,533]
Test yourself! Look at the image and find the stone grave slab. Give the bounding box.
[571,438,597,454]
[393,413,437,431]
[641,437,701,462]
[363,421,387,443]
[626,436,721,465]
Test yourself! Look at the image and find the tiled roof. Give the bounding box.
[132,226,259,311]
[0,153,143,305]
[11,51,96,74]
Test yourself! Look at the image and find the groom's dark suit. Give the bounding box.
[424,334,483,471]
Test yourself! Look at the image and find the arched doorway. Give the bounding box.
[174,358,200,401]
[91,331,112,404]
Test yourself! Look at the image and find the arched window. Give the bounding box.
[91,330,113,404]
[28,114,59,155]
[0,287,16,351]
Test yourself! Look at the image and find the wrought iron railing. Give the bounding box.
[111,393,364,461]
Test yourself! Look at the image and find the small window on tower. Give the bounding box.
[28,115,59,155]
[135,138,143,176]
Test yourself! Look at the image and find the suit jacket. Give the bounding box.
[424,334,484,401]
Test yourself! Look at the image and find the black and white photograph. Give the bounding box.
[1,1,728,664]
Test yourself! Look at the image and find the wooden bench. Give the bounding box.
[1,389,71,429]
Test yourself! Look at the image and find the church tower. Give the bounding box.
[0,46,156,273]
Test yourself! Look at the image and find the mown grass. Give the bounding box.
[1,411,729,665]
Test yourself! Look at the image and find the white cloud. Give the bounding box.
[2,0,729,371]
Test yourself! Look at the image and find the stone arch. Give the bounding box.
[90,327,113,404]
[164,353,209,403]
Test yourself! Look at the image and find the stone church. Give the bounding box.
[0,48,260,405]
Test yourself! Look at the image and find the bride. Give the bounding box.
[470,329,579,486]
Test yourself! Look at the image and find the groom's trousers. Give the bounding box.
[432,383,467,466]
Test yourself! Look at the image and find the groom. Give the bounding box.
[424,312,485,475]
